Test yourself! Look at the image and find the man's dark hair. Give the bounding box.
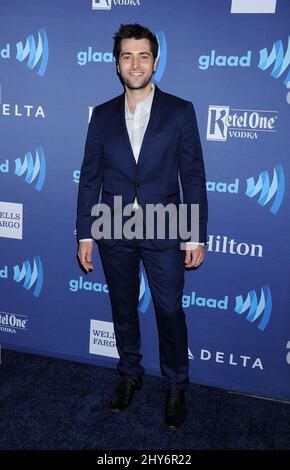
[113,23,158,64]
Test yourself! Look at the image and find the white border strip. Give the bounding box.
[231,0,276,14]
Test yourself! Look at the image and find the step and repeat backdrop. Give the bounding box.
[0,0,289,401]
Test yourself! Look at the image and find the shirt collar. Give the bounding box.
[125,83,155,117]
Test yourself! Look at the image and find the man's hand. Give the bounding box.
[78,241,94,272]
[185,245,205,269]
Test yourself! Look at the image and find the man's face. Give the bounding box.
[117,38,157,90]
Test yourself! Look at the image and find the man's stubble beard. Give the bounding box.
[120,72,154,91]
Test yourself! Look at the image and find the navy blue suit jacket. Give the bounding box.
[77,85,208,249]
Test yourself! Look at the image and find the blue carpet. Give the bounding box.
[0,349,289,450]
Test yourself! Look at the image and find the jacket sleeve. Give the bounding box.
[178,102,208,244]
[76,108,104,241]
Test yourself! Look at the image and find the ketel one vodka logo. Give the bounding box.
[0,311,28,334]
[92,0,112,9]
[91,0,141,10]
[206,105,278,141]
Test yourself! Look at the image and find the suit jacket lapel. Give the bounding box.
[115,93,137,167]
[137,85,161,169]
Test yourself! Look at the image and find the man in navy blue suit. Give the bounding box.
[77,24,208,430]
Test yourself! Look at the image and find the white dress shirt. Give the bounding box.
[125,83,154,175]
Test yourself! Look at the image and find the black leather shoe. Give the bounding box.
[109,377,142,412]
[165,390,187,430]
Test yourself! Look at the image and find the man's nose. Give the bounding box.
[132,56,139,68]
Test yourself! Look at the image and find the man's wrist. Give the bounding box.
[185,242,205,249]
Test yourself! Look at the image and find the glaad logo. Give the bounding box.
[13,257,43,298]
[15,147,46,191]
[183,284,272,331]
[0,147,46,191]
[10,28,48,77]
[235,285,272,331]
[0,311,28,335]
[286,341,290,365]
[207,178,239,193]
[77,48,114,66]
[258,37,290,86]
[0,256,43,297]
[182,291,228,310]
[76,31,166,79]
[206,105,278,141]
[139,271,151,314]
[68,277,108,293]
[69,269,151,313]
[246,165,285,214]
[73,170,80,183]
[154,32,167,82]
[206,165,284,215]
[199,50,251,70]
[287,81,290,105]
[91,0,141,10]
[199,36,289,90]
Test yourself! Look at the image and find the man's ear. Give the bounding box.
[117,64,120,74]
[153,58,158,72]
